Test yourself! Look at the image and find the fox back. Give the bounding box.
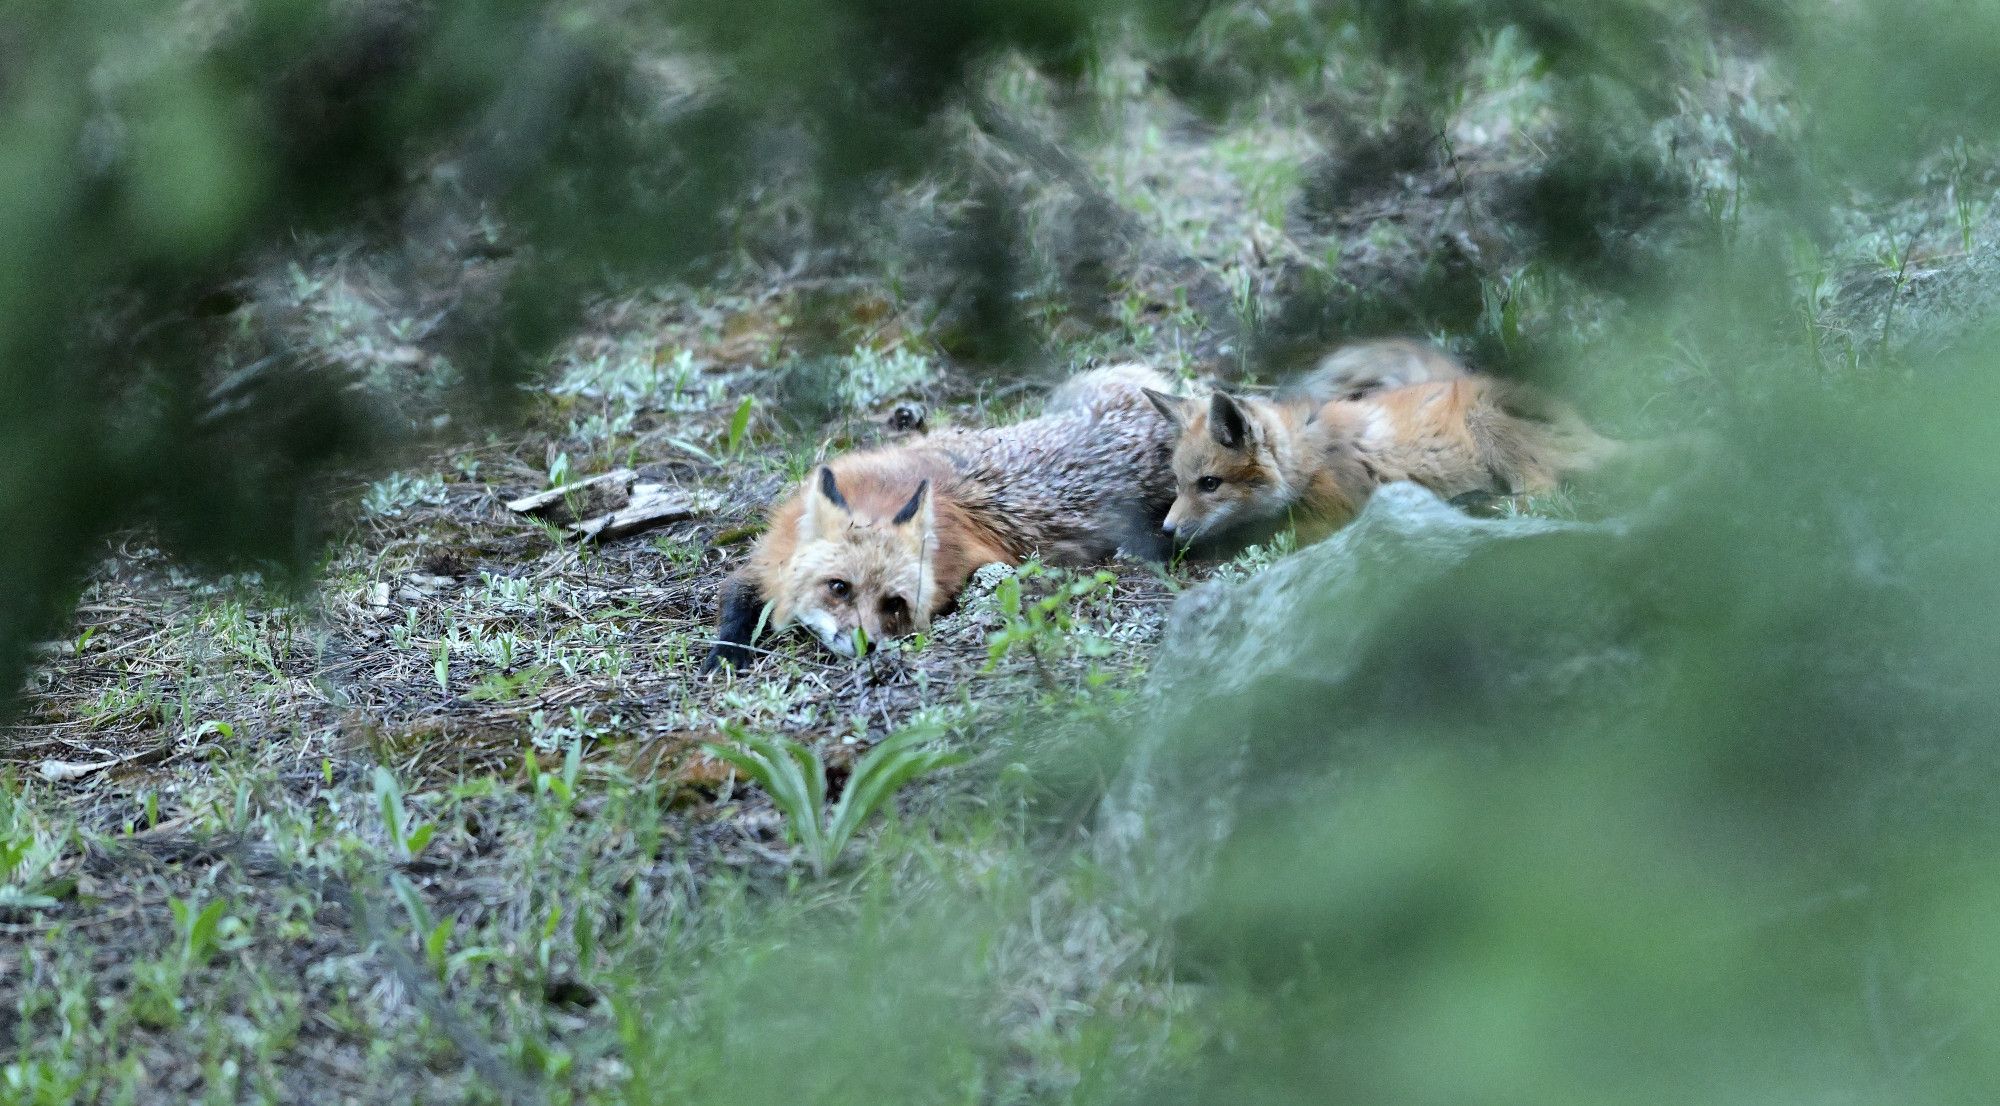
[1355,375,1620,499]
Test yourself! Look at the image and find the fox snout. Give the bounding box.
[798,606,879,658]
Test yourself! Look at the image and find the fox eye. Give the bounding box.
[1196,476,1223,493]
[825,579,851,599]
[880,595,908,621]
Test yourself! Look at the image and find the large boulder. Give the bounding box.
[1099,482,1629,916]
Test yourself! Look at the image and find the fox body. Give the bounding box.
[1145,341,1620,548]
[704,364,1177,669]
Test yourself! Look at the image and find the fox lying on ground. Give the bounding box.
[1144,340,1622,549]
[703,364,1178,670]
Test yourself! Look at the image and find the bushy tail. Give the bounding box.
[1047,362,1174,418]
[1284,339,1469,404]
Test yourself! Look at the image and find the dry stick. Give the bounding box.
[969,97,1243,366]
[504,469,638,517]
[569,491,695,543]
[1875,202,1944,364]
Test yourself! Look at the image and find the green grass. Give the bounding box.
[0,703,1186,1103]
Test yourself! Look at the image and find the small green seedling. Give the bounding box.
[433,636,452,696]
[524,738,585,808]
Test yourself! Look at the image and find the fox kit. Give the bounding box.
[703,364,1178,670]
[1143,341,1620,548]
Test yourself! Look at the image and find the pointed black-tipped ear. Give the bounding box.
[891,479,929,525]
[1209,392,1251,450]
[1142,387,1186,429]
[817,466,849,511]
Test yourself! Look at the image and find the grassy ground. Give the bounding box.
[3,275,1190,1100]
[5,28,1996,1105]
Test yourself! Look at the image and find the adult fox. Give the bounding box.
[1143,340,1622,549]
[703,364,1178,670]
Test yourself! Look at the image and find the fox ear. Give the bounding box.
[1142,387,1187,429]
[891,480,929,526]
[891,480,933,554]
[800,466,851,539]
[892,480,938,619]
[817,466,849,511]
[1209,392,1252,450]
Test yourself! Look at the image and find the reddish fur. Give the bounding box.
[1284,338,1469,403]
[708,364,1178,666]
[748,450,1015,633]
[1157,342,1621,546]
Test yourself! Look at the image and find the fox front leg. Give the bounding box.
[702,573,768,673]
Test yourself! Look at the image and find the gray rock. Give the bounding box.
[1099,482,1623,916]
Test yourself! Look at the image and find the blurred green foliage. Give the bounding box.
[1112,362,2000,1101]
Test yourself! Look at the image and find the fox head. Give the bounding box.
[1143,388,1290,545]
[780,467,937,657]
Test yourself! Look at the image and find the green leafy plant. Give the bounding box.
[704,724,965,877]
[524,738,585,810]
[466,665,555,704]
[389,872,457,983]
[725,395,756,456]
[0,786,69,911]
[361,472,448,518]
[168,897,242,967]
[372,767,436,862]
[650,535,705,569]
[838,346,933,410]
[125,896,248,1032]
[432,635,452,697]
[1947,138,1987,254]
[984,562,1117,672]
